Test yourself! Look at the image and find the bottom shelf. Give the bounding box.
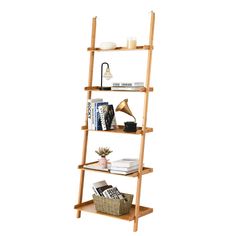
[74,200,153,221]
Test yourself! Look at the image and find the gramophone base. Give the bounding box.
[124,122,137,132]
[100,87,111,90]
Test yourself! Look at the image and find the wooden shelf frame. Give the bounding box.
[84,86,153,92]
[75,11,156,232]
[87,45,153,52]
[74,200,153,221]
[78,161,153,177]
[81,125,153,135]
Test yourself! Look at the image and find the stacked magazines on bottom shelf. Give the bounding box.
[110,159,139,175]
[92,180,125,200]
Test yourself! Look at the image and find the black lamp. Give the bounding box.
[100,62,112,90]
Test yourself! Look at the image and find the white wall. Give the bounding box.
[0,0,236,235]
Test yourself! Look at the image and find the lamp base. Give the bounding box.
[100,87,111,91]
[124,122,137,132]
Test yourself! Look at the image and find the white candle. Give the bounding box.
[127,37,137,49]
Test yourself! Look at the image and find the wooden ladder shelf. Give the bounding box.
[74,11,156,232]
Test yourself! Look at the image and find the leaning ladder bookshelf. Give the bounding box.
[74,11,155,232]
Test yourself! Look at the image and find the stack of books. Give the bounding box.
[111,82,144,91]
[87,98,117,130]
[110,159,139,175]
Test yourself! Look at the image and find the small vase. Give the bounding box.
[98,157,107,169]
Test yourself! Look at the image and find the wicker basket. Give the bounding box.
[93,193,133,216]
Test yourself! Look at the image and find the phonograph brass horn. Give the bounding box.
[115,99,137,132]
[115,99,136,122]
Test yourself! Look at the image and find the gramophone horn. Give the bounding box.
[115,99,136,121]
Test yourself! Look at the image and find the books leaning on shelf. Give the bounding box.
[92,180,125,199]
[111,82,145,91]
[87,98,117,131]
[110,159,139,175]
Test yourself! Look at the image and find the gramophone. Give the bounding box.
[116,99,137,132]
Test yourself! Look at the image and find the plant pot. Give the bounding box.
[98,157,108,168]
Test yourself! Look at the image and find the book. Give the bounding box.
[92,180,108,196]
[98,105,108,130]
[92,186,99,195]
[103,187,124,199]
[98,104,117,130]
[110,164,139,172]
[112,82,144,87]
[110,159,139,168]
[111,86,144,91]
[88,98,102,130]
[109,169,138,175]
[96,185,113,197]
[93,180,107,189]
[95,102,108,130]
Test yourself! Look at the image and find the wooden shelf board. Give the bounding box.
[78,161,153,177]
[81,125,153,135]
[84,86,153,92]
[87,45,153,52]
[74,200,153,221]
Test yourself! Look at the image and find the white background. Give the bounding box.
[0,0,236,235]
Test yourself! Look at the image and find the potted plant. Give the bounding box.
[95,147,113,168]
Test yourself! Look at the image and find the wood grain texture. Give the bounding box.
[87,45,153,52]
[81,125,153,134]
[74,200,153,221]
[77,16,97,219]
[78,161,153,177]
[134,11,155,232]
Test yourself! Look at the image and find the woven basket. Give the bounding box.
[93,193,133,216]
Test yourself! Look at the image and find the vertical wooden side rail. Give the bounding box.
[77,16,97,218]
[133,11,155,232]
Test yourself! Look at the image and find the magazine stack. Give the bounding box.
[110,159,139,175]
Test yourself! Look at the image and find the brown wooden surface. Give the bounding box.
[84,86,153,92]
[134,11,155,232]
[74,200,153,221]
[77,16,97,219]
[87,45,152,52]
[81,125,153,134]
[78,161,153,177]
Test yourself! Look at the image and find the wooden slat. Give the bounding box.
[77,16,97,219]
[84,86,154,92]
[74,200,153,221]
[81,125,153,135]
[87,45,153,52]
[134,11,155,232]
[78,161,153,177]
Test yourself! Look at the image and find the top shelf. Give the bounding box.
[87,45,153,52]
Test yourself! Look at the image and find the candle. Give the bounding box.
[127,37,137,49]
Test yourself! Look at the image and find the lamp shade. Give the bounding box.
[103,68,112,79]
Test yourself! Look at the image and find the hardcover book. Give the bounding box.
[109,169,138,175]
[88,98,103,130]
[95,102,108,130]
[98,104,117,130]
[110,164,139,172]
[110,159,139,168]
